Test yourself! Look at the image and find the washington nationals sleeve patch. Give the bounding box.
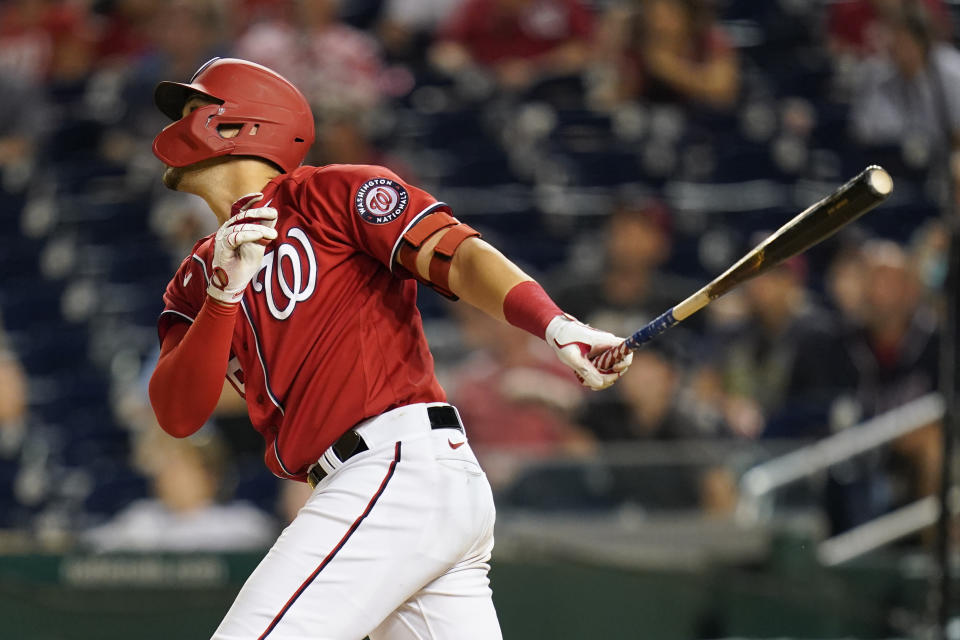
[355,178,409,225]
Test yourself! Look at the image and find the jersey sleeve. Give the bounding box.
[157,239,213,343]
[304,164,453,274]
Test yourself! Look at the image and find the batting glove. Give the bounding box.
[207,193,278,305]
[545,315,633,391]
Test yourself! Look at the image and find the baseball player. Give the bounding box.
[148,57,633,640]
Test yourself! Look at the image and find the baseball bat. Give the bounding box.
[593,165,894,371]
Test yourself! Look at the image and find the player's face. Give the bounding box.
[161,96,242,191]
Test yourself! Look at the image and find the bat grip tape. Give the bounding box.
[594,308,679,371]
[626,308,679,349]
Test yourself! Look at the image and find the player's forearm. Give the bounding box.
[411,221,630,389]
[447,238,630,388]
[447,238,532,320]
[411,229,563,338]
[149,298,239,438]
[447,238,569,341]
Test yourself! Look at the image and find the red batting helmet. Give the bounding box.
[153,58,315,173]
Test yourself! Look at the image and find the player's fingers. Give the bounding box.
[238,225,279,242]
[578,367,620,391]
[260,208,278,230]
[225,221,272,238]
[226,226,278,248]
[585,335,624,358]
[558,346,609,390]
[227,206,278,227]
[590,333,634,371]
[578,369,603,389]
[590,348,619,373]
[597,371,622,389]
[610,351,633,374]
[567,346,626,390]
[231,192,264,214]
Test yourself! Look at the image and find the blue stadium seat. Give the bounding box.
[80,462,148,517]
[0,236,43,278]
[231,459,281,515]
[0,279,67,330]
[7,323,89,376]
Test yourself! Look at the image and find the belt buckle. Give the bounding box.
[307,430,366,489]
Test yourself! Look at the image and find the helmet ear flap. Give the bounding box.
[153,104,237,167]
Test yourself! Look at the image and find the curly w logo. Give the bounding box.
[252,227,317,320]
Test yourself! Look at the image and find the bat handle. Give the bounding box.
[593,340,630,372]
[592,308,680,371]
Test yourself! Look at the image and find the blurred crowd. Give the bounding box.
[0,0,956,552]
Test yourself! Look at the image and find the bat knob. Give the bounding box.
[865,166,893,197]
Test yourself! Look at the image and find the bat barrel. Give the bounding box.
[864,165,894,197]
[590,165,894,372]
[704,165,893,301]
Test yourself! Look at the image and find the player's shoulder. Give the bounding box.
[171,233,215,274]
[289,164,411,204]
[298,163,405,187]
[189,232,216,261]
[279,164,405,198]
[283,164,420,227]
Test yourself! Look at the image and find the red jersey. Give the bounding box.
[158,165,448,479]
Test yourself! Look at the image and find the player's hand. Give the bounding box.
[544,315,633,391]
[207,193,278,305]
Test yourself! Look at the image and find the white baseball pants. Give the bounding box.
[211,403,503,640]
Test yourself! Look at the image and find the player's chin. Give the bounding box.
[162,165,185,191]
[163,156,233,190]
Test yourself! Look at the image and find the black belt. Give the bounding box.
[307,405,464,488]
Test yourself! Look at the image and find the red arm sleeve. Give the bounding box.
[148,298,239,438]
